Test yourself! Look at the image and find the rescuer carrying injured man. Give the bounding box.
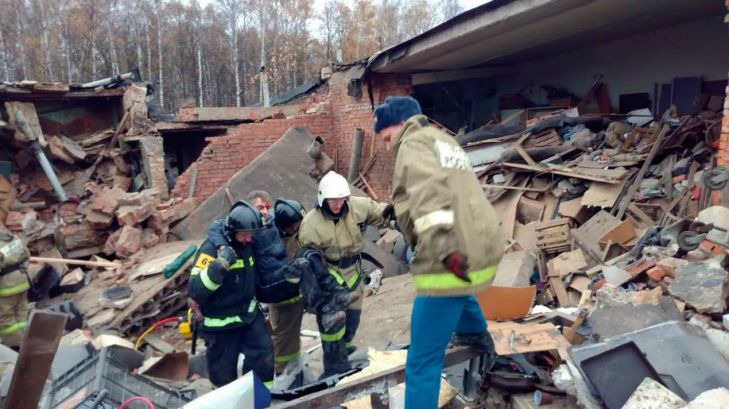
[374,96,505,409]
[207,193,361,379]
[298,171,390,378]
[188,200,274,388]
[268,197,360,376]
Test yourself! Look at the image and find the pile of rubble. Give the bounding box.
[457,100,729,407]
[0,96,199,327]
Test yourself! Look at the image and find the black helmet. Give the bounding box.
[274,198,306,233]
[224,201,263,241]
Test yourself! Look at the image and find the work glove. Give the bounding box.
[216,245,237,270]
[382,204,395,222]
[282,258,310,284]
[444,252,471,283]
[382,204,401,231]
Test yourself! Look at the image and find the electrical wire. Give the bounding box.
[117,396,155,409]
[134,316,178,350]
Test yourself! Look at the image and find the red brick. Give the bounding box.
[116,201,156,226]
[141,228,160,249]
[115,225,142,259]
[655,257,689,279]
[104,228,122,255]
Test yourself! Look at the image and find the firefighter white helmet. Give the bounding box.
[317,171,351,207]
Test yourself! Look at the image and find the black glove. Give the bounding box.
[382,204,395,222]
[217,246,237,270]
[282,258,310,284]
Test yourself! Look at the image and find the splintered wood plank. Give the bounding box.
[488,321,570,355]
[6,312,67,409]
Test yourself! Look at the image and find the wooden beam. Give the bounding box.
[615,124,670,219]
[29,256,120,269]
[187,168,198,199]
[275,347,479,408]
[5,311,67,409]
[503,162,622,184]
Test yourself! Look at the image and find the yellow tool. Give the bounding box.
[178,309,193,339]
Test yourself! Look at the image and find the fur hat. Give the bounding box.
[373,96,422,133]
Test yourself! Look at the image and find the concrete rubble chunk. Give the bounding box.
[493,250,537,287]
[723,314,729,331]
[685,387,729,409]
[622,378,686,409]
[669,261,729,314]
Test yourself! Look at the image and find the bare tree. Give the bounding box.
[0,28,8,82]
[156,0,164,106]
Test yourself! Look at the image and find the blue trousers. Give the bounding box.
[405,295,486,409]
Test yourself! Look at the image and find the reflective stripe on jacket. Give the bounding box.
[298,196,387,279]
[188,221,259,331]
[391,115,505,297]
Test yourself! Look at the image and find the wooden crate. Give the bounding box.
[535,218,572,254]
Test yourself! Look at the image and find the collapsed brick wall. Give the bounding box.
[172,112,333,199]
[328,72,413,200]
[715,84,729,205]
[171,69,412,201]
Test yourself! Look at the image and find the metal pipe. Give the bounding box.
[80,70,138,89]
[30,141,68,202]
[13,110,68,202]
[347,128,365,182]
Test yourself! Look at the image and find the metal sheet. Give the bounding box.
[570,321,729,401]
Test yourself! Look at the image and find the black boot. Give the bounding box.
[453,331,497,371]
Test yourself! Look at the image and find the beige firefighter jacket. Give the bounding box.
[391,115,505,297]
[298,196,388,303]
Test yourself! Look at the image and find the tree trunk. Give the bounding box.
[0,29,8,82]
[90,32,98,80]
[232,15,241,107]
[15,7,28,79]
[197,47,203,107]
[106,20,119,74]
[145,18,152,83]
[39,1,54,81]
[135,23,143,79]
[156,1,164,107]
[63,22,73,83]
[260,24,270,107]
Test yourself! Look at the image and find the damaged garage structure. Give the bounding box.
[173,0,729,207]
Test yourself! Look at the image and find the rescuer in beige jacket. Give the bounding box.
[374,96,505,409]
[298,171,389,377]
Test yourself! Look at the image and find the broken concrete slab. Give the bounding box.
[622,378,686,409]
[493,250,537,287]
[669,261,729,313]
[602,265,632,286]
[723,314,729,331]
[547,249,587,278]
[685,387,729,409]
[173,127,322,240]
[587,292,682,339]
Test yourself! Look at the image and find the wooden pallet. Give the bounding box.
[535,218,572,254]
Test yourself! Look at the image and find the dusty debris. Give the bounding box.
[669,261,729,313]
